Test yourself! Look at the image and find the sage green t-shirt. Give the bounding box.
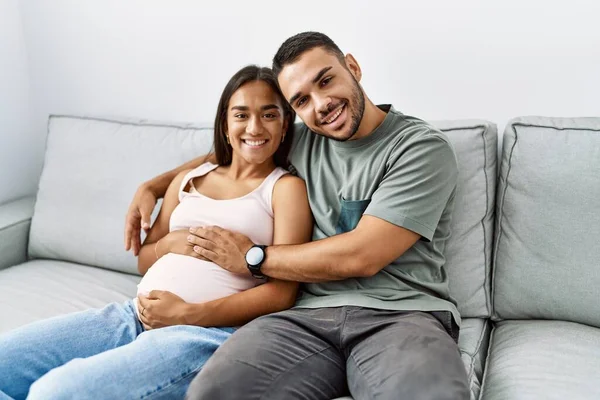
[289,105,461,326]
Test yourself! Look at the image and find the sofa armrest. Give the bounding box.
[0,196,35,271]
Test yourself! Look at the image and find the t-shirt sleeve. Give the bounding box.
[364,134,459,241]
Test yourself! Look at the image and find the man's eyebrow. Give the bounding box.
[289,66,333,105]
[312,66,332,84]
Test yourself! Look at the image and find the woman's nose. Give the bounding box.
[246,116,264,135]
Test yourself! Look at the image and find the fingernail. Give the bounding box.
[194,246,200,252]
[189,227,195,233]
[142,223,150,229]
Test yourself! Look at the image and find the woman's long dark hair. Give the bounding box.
[213,65,295,168]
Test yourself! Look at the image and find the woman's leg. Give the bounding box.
[0,301,140,400]
[27,325,234,400]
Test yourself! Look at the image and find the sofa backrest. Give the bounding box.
[29,115,214,275]
[492,117,600,328]
[432,120,497,319]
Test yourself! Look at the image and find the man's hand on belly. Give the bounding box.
[137,290,191,330]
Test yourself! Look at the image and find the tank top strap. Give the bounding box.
[179,162,219,201]
[256,167,289,217]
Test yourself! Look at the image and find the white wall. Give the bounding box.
[0,0,35,204]
[15,0,600,194]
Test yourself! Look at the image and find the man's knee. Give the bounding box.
[186,357,263,400]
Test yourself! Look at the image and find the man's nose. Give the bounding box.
[314,95,333,117]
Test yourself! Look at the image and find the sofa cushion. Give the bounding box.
[0,259,139,333]
[431,120,497,318]
[493,117,600,327]
[459,318,492,400]
[480,320,600,400]
[29,115,214,274]
[0,196,35,271]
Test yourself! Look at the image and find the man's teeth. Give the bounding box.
[325,104,344,124]
[244,140,266,146]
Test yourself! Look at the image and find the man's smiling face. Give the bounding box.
[277,47,365,141]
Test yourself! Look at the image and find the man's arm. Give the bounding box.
[260,216,419,282]
[124,153,215,255]
[190,134,458,282]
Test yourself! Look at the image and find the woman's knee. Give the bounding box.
[27,359,92,400]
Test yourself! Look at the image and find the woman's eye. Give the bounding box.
[234,114,247,119]
[264,113,276,119]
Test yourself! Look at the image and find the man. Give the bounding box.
[125,32,468,400]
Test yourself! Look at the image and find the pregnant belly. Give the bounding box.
[137,253,260,304]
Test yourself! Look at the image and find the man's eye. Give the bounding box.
[297,97,307,107]
[320,77,332,87]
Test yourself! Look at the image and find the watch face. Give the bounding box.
[246,246,265,266]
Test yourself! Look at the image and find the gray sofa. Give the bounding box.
[1,115,599,400]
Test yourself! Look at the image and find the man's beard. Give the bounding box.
[341,77,366,142]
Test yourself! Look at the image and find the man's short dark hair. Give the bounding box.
[272,32,346,77]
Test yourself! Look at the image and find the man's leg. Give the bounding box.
[345,310,469,400]
[187,308,348,400]
[27,325,234,400]
[0,301,140,400]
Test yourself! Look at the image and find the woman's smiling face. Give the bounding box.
[226,80,287,166]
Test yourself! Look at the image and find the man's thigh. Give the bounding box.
[187,308,348,400]
[346,310,469,400]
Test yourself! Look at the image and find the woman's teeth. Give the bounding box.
[325,104,344,124]
[243,139,267,146]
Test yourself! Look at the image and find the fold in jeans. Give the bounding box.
[0,300,234,400]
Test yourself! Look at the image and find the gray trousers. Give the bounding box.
[186,307,469,400]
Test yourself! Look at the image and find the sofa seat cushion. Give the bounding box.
[0,259,138,333]
[459,318,492,400]
[480,320,600,400]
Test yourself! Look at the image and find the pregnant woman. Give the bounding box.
[0,65,312,400]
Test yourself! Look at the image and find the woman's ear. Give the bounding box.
[344,53,362,82]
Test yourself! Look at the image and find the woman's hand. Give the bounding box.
[137,290,191,330]
[125,183,158,256]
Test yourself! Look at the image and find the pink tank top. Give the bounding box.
[136,163,288,307]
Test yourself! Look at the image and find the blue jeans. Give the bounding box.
[0,300,234,400]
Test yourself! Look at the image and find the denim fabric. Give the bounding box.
[336,198,371,234]
[0,300,233,400]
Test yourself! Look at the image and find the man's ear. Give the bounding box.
[344,53,362,82]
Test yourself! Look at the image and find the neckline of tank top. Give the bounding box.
[186,163,285,202]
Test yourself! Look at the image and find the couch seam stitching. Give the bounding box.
[0,219,31,233]
[50,114,214,131]
[480,127,491,318]
[477,323,497,400]
[491,125,518,319]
